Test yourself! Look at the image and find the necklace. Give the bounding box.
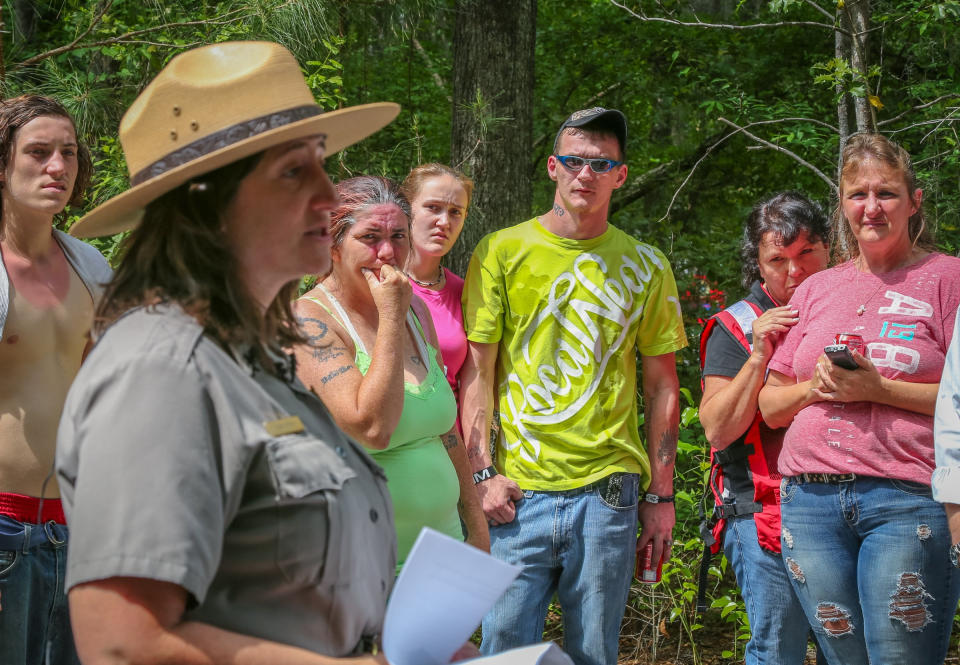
[408,266,443,288]
[854,249,920,315]
[855,262,884,316]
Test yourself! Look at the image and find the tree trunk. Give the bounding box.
[449,0,536,277]
[835,7,851,179]
[847,0,874,133]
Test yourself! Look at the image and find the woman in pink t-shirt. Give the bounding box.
[400,164,473,433]
[758,134,960,665]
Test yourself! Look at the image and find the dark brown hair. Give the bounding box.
[400,163,474,208]
[96,153,306,368]
[741,191,830,288]
[832,133,934,262]
[0,95,92,222]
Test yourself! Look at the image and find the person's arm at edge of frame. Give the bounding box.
[699,306,799,447]
[459,340,522,525]
[70,578,387,665]
[637,352,680,569]
[934,309,960,550]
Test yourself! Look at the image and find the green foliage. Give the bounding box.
[7,2,960,659]
[6,0,349,256]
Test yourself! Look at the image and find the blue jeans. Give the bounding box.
[723,514,820,665]
[0,515,78,665]
[780,476,960,665]
[480,473,639,665]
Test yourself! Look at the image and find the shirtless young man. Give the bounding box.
[0,95,111,664]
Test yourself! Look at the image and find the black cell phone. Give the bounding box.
[824,344,859,370]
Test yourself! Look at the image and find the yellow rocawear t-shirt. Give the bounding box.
[463,218,688,491]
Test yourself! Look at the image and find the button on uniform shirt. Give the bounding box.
[56,304,395,656]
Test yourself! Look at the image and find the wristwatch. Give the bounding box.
[644,492,675,504]
[950,542,960,569]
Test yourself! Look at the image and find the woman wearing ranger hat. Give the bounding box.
[55,41,402,663]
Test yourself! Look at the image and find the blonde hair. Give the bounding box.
[400,163,474,208]
[831,133,934,263]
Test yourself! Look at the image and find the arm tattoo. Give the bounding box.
[656,426,679,467]
[297,315,348,363]
[443,433,459,450]
[297,316,328,344]
[320,365,352,384]
[410,354,422,365]
[553,203,566,217]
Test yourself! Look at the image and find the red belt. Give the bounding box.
[0,492,66,525]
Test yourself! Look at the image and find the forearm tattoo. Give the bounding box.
[443,433,459,450]
[656,426,679,467]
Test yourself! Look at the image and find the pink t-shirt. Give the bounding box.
[768,253,960,484]
[410,267,467,402]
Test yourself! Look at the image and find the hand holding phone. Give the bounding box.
[824,344,859,370]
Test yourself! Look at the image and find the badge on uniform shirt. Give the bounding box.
[264,415,305,437]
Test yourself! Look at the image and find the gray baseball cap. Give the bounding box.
[553,107,627,157]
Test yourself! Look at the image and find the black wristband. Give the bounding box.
[473,465,498,484]
[644,492,675,504]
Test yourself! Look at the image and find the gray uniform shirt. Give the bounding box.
[57,304,396,655]
[0,229,112,341]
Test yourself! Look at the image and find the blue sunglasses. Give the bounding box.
[555,154,623,173]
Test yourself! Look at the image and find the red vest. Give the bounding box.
[699,299,783,554]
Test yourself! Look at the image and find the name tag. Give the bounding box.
[264,415,305,437]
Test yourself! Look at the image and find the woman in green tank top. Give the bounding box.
[292,176,489,570]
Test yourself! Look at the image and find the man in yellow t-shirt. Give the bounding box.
[461,107,687,665]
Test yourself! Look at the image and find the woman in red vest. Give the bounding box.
[700,192,829,665]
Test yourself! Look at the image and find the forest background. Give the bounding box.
[3,0,959,662]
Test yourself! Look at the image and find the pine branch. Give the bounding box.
[878,94,960,127]
[802,0,835,21]
[610,129,732,218]
[718,117,836,192]
[887,115,960,135]
[612,116,838,218]
[608,0,847,35]
[11,8,249,70]
[412,36,451,102]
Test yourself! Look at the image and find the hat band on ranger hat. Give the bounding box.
[69,41,400,239]
[131,105,320,186]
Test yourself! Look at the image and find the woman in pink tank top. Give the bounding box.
[758,134,960,665]
[400,165,473,434]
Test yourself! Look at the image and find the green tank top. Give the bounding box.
[304,286,462,572]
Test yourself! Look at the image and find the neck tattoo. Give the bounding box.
[408,266,443,288]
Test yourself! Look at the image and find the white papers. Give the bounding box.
[383,527,520,665]
[460,643,574,665]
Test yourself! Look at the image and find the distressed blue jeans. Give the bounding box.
[480,473,639,665]
[723,514,825,665]
[0,515,78,665]
[779,476,960,665]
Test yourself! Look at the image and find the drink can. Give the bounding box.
[636,541,663,584]
[834,333,865,356]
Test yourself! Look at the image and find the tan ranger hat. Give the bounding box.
[71,41,399,238]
